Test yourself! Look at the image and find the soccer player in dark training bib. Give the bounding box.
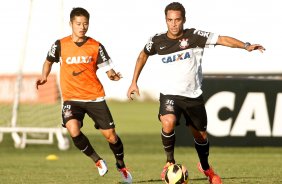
[127,2,265,184]
[36,7,132,183]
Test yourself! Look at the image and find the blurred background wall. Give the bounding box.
[0,0,281,145]
[0,0,280,100]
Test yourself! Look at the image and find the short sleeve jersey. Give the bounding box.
[144,28,218,98]
[46,36,114,101]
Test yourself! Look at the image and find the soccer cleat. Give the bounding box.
[117,167,133,183]
[197,162,222,184]
[161,162,174,181]
[95,159,108,176]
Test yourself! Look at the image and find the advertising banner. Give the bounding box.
[176,75,282,146]
[0,74,59,104]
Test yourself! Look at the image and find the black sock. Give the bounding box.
[72,132,101,162]
[109,136,125,168]
[161,129,175,163]
[194,139,210,170]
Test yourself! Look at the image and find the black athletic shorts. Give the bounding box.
[158,93,207,131]
[61,100,115,130]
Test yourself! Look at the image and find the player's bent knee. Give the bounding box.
[107,135,118,144]
[102,129,118,143]
[161,119,176,133]
[194,133,208,143]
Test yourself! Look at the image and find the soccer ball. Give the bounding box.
[165,164,189,184]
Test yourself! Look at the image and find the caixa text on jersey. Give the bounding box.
[63,56,93,64]
[161,51,191,63]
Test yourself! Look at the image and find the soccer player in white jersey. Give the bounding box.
[127,2,265,184]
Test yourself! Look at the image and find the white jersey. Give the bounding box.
[144,28,218,98]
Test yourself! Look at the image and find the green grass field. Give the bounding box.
[0,101,282,184]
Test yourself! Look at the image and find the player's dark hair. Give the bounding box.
[165,2,186,19]
[70,7,90,22]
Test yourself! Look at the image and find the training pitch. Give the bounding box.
[0,101,281,184]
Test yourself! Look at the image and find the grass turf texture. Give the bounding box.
[0,101,282,184]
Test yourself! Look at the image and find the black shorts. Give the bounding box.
[61,100,115,130]
[158,93,207,131]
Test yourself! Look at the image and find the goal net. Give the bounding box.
[0,75,69,150]
[0,0,69,150]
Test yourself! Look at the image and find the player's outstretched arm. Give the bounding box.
[217,36,266,53]
[127,50,149,100]
[36,60,53,89]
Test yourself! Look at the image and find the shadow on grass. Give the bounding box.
[118,179,162,183]
[191,176,267,183]
[108,176,271,184]
[121,177,206,183]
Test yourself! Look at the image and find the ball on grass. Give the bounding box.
[165,163,189,184]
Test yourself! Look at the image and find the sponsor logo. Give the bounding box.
[115,152,124,156]
[72,69,86,76]
[193,30,210,38]
[161,51,191,63]
[160,46,166,50]
[99,46,108,62]
[179,38,189,49]
[206,92,282,137]
[109,122,114,126]
[48,43,57,57]
[65,56,92,64]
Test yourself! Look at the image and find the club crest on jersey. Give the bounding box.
[146,39,153,52]
[63,105,72,118]
[165,99,174,112]
[179,38,189,49]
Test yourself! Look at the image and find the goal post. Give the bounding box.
[0,0,69,150]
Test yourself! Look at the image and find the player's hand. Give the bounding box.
[246,44,266,53]
[107,70,122,81]
[36,78,47,89]
[127,83,140,100]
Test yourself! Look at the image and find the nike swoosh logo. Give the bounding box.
[72,69,86,76]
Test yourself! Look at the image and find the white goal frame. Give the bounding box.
[0,0,69,150]
[0,127,69,150]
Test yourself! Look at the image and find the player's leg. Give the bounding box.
[191,129,222,184]
[159,94,180,180]
[159,113,177,180]
[100,128,132,183]
[66,119,102,162]
[185,95,222,184]
[160,114,177,164]
[100,128,125,168]
[182,95,210,170]
[87,101,127,167]
[87,101,132,183]
[190,127,210,170]
[62,101,106,176]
